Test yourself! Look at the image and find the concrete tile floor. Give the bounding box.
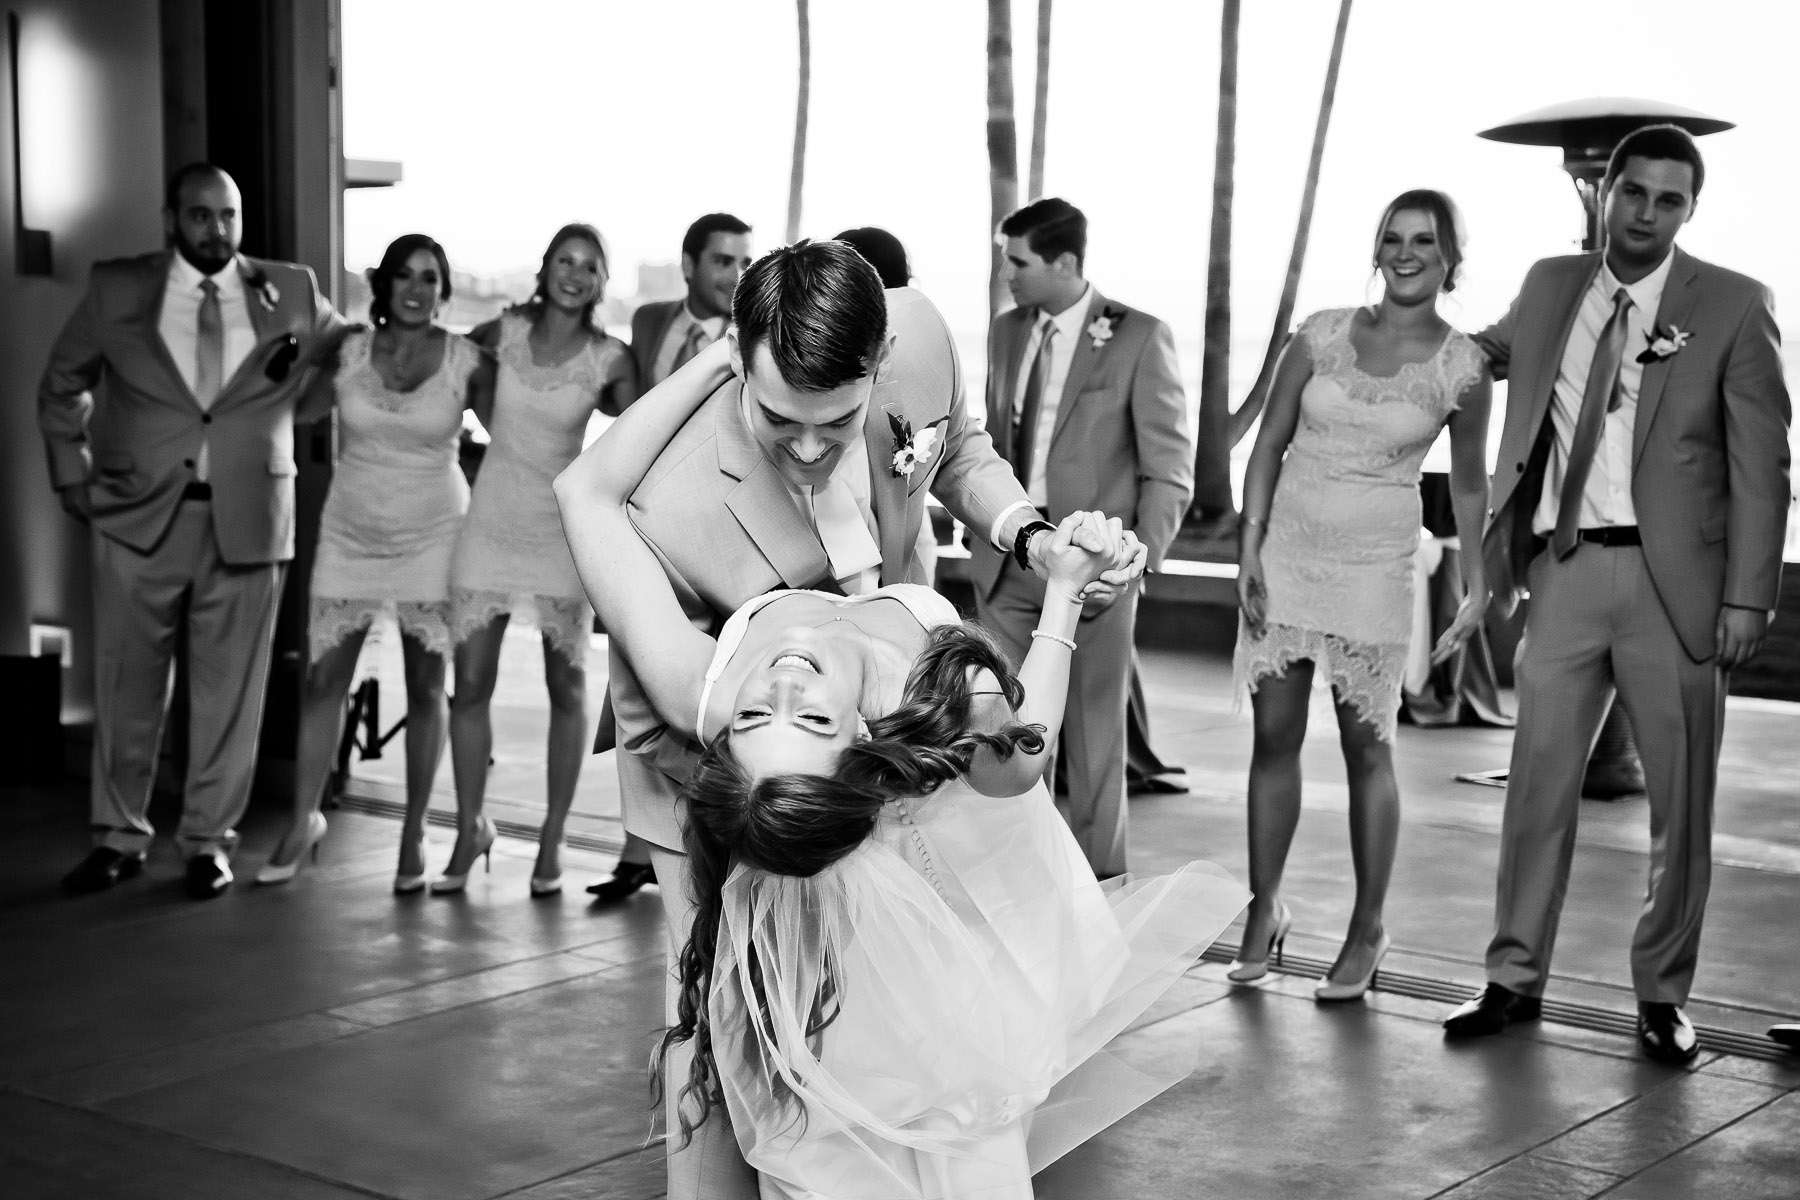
[5,625,1798,1197]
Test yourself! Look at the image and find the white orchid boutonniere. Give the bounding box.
[889,412,948,479]
[1636,324,1691,364]
[239,261,281,313]
[1086,304,1126,350]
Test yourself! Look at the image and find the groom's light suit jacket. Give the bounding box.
[602,287,1032,851]
[38,250,345,565]
[1479,247,1790,663]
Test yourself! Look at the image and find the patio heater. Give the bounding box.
[1476,98,1733,799]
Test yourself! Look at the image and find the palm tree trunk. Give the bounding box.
[1028,0,1052,201]
[1226,0,1354,446]
[1189,0,1239,521]
[786,0,811,244]
[986,0,1019,316]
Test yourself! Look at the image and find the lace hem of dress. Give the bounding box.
[308,598,452,662]
[1233,620,1406,743]
[449,587,592,665]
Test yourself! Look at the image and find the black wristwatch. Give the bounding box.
[1013,519,1055,572]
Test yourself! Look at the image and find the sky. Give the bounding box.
[341,0,1800,480]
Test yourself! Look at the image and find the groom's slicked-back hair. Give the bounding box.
[999,197,1088,269]
[733,240,888,392]
[1604,124,1705,199]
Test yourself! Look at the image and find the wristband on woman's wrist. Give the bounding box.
[1030,629,1077,652]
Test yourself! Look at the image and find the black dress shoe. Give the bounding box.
[62,848,147,895]
[184,851,233,900]
[586,860,657,903]
[1128,774,1190,796]
[1768,1022,1800,1051]
[1442,982,1543,1038]
[1638,1002,1699,1064]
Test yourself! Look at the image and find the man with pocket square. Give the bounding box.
[38,163,347,900]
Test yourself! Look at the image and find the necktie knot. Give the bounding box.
[200,278,219,299]
[1611,286,1631,312]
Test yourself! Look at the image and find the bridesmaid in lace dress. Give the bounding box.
[441,223,637,896]
[1229,191,1492,998]
[258,234,490,888]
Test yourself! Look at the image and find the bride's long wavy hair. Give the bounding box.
[652,621,1044,1147]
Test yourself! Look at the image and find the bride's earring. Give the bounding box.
[856,716,872,743]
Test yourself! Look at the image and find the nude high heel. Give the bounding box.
[1226,902,1293,984]
[1315,931,1391,1003]
[255,813,328,886]
[393,832,428,895]
[430,817,496,895]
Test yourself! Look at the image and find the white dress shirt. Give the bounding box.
[1012,285,1096,507]
[1533,252,1675,535]
[160,254,257,481]
[651,301,729,386]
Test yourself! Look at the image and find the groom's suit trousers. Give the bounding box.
[1485,543,1725,1005]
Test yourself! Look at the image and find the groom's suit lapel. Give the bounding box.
[715,389,832,589]
[1532,256,1603,433]
[1632,247,1701,470]
[867,399,915,584]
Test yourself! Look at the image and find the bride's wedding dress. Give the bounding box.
[702,586,1248,1199]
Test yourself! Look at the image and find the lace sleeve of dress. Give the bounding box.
[1295,308,1349,372]
[335,326,372,384]
[1440,332,1487,413]
[445,331,481,391]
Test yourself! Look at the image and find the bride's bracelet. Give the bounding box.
[1031,629,1077,652]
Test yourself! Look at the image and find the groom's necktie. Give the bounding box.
[808,475,882,594]
[1552,286,1632,560]
[1011,317,1057,490]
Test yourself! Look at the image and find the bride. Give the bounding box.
[559,337,1246,1199]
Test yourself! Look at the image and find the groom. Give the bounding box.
[1442,125,1790,1061]
[569,240,1138,1197]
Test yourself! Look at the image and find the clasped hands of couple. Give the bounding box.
[1238,545,1487,668]
[1044,509,1146,612]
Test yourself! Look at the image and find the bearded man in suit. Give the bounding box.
[1442,126,1790,1062]
[973,197,1194,880]
[558,240,1143,1196]
[39,163,347,900]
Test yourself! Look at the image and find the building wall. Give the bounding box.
[1,0,165,718]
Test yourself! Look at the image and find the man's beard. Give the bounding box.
[175,231,235,276]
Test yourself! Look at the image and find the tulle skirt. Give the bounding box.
[709,779,1249,1199]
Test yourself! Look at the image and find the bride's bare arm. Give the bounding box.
[966,513,1122,796]
[553,339,734,736]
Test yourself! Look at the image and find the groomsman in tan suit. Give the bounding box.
[1443,126,1790,1061]
[39,164,346,900]
[588,213,755,902]
[972,198,1194,879]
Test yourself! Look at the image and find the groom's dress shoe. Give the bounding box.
[1768,1023,1800,1051]
[586,860,657,904]
[1638,1002,1699,1064]
[184,851,233,900]
[1442,983,1542,1038]
[62,848,146,895]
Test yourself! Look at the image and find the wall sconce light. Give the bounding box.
[9,11,52,275]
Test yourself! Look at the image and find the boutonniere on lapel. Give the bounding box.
[889,412,948,479]
[1635,324,1691,364]
[1086,305,1125,350]
[239,262,282,314]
